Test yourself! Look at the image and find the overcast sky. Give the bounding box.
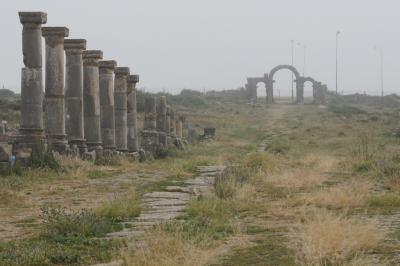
[1,0,399,96]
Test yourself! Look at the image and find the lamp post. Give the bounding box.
[336,31,341,95]
[291,39,294,101]
[297,42,306,77]
[374,46,384,97]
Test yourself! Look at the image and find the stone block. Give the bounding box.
[0,143,12,162]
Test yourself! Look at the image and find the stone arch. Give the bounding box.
[268,65,301,104]
[269,65,300,81]
[302,77,317,101]
[246,76,270,104]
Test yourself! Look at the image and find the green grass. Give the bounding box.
[217,228,295,266]
[96,193,142,221]
[0,207,123,266]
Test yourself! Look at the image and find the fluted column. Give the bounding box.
[64,39,87,153]
[156,96,168,147]
[42,27,69,152]
[16,12,47,151]
[99,60,117,150]
[114,67,129,152]
[83,50,103,151]
[127,75,139,152]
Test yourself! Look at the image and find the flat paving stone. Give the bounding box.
[164,186,192,193]
[143,191,190,200]
[142,198,188,206]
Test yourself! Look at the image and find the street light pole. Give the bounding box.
[296,42,306,77]
[374,46,384,97]
[291,39,294,101]
[336,31,340,95]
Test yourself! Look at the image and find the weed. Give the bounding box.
[40,207,114,238]
[96,190,141,221]
[289,209,384,265]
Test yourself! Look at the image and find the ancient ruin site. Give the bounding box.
[1,1,400,266]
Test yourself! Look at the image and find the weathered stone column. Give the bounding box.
[169,108,176,138]
[166,105,172,145]
[64,39,87,153]
[266,78,274,104]
[142,96,159,151]
[176,119,183,139]
[83,50,103,151]
[321,84,327,105]
[16,12,47,151]
[296,78,305,104]
[99,60,117,150]
[42,27,69,152]
[114,67,130,152]
[156,96,168,147]
[127,74,140,152]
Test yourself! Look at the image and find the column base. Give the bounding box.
[142,130,159,152]
[86,142,103,152]
[158,132,167,147]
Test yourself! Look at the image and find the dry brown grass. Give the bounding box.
[54,153,94,178]
[124,228,217,266]
[263,154,337,189]
[300,179,372,209]
[289,209,385,266]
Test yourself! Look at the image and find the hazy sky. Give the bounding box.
[1,0,399,96]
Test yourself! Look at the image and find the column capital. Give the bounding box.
[115,67,130,76]
[99,60,117,70]
[42,27,69,38]
[64,39,87,52]
[18,11,47,24]
[83,50,103,60]
[127,75,140,84]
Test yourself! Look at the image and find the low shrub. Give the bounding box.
[29,149,60,171]
[268,138,291,154]
[96,190,141,221]
[243,153,276,174]
[40,207,114,238]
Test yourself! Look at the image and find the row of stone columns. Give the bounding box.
[142,95,186,152]
[16,11,142,157]
[17,11,187,159]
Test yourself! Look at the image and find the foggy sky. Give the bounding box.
[1,0,399,96]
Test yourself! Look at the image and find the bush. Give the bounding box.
[95,152,122,166]
[96,191,141,221]
[243,153,276,173]
[29,149,60,171]
[268,138,290,154]
[40,207,113,238]
[214,173,237,199]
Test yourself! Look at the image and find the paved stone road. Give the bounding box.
[94,165,225,266]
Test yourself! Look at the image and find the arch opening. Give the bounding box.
[256,81,267,99]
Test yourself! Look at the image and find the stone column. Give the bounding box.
[16,12,47,151]
[176,119,183,139]
[142,96,159,151]
[156,96,168,147]
[169,108,176,138]
[166,105,172,145]
[42,27,69,152]
[99,60,117,150]
[296,78,305,104]
[114,67,130,152]
[83,50,103,151]
[266,79,274,104]
[64,39,87,153]
[127,74,140,152]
